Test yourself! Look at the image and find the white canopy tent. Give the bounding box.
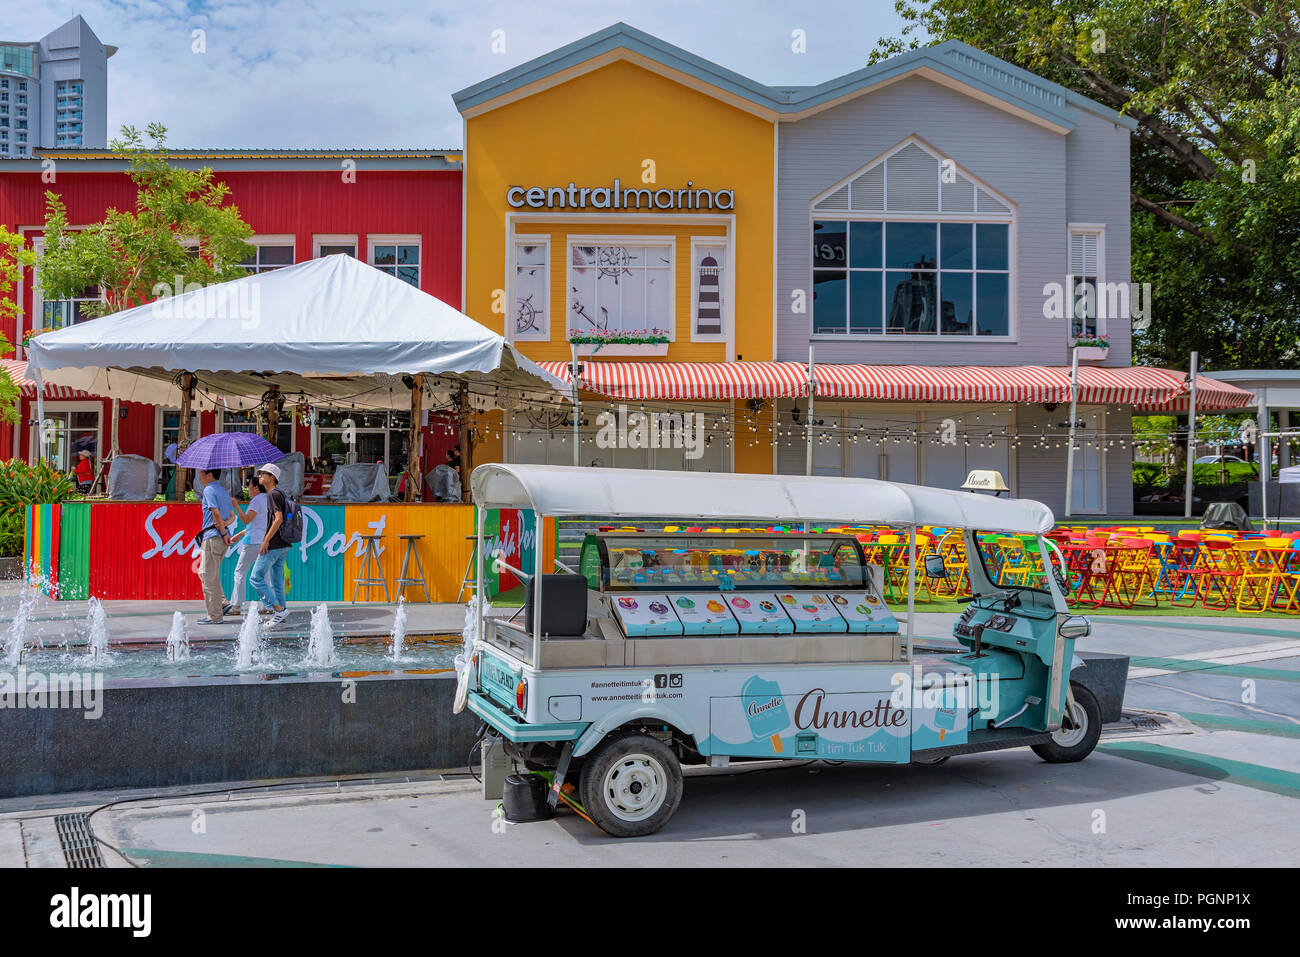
[25,254,567,410]
[25,255,569,496]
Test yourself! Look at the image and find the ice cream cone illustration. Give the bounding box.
[741,675,790,753]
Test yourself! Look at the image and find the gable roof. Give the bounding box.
[452,22,1137,133]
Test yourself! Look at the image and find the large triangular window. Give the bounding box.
[811,138,1014,339]
[812,139,1012,216]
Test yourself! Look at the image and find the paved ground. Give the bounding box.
[2,603,1296,866]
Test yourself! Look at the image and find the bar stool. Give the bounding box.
[352,535,391,602]
[394,533,431,602]
[457,534,477,603]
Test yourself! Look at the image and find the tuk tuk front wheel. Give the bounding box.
[1031,682,1101,763]
[579,733,683,838]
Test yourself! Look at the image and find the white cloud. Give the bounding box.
[18,0,911,147]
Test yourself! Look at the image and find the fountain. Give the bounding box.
[3,588,37,666]
[388,597,410,661]
[165,611,191,661]
[234,600,265,669]
[304,603,338,667]
[83,596,110,662]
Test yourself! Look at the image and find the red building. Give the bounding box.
[0,148,462,486]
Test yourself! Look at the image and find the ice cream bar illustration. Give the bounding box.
[935,708,957,741]
[741,676,790,754]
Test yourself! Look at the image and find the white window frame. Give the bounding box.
[312,233,358,259]
[565,235,677,342]
[154,407,201,463]
[1067,224,1106,341]
[32,401,102,470]
[808,137,1017,342]
[690,237,731,343]
[216,408,295,453]
[243,234,297,273]
[368,234,422,288]
[510,235,550,341]
[30,234,102,332]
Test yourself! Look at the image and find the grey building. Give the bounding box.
[0,15,114,157]
[771,41,1139,517]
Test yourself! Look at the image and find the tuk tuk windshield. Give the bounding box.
[972,531,1052,596]
[580,533,873,594]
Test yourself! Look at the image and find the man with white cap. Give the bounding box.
[249,462,291,627]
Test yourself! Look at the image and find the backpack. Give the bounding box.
[276,489,304,544]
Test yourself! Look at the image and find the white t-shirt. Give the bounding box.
[241,492,269,548]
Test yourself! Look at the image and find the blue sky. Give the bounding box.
[13,0,915,148]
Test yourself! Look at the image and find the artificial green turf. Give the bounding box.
[881,593,1298,620]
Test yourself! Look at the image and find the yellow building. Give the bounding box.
[455,24,777,475]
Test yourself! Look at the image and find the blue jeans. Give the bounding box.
[250,547,289,610]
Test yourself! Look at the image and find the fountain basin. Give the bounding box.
[0,667,478,799]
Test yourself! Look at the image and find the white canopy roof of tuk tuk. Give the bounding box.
[472,464,1055,534]
[24,254,568,412]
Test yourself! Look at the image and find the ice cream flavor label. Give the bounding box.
[675,597,696,609]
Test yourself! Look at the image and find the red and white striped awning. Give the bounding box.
[538,360,808,400]
[0,358,93,400]
[537,360,1255,410]
[1137,374,1257,412]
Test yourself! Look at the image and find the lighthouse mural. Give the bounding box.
[696,247,723,335]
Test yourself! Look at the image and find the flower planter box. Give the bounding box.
[571,342,670,357]
[1073,345,1109,362]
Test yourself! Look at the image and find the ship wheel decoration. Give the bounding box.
[515,293,541,335]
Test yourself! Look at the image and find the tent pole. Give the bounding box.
[173,372,193,501]
[1183,352,1198,520]
[265,384,281,443]
[1259,398,1269,528]
[805,345,816,476]
[1064,348,1079,518]
[571,343,580,468]
[457,382,472,503]
[34,378,45,465]
[110,398,121,458]
[407,373,423,502]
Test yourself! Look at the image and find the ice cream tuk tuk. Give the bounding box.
[457,465,1104,838]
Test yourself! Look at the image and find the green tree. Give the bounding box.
[872,0,1300,370]
[0,227,37,426]
[36,122,255,317]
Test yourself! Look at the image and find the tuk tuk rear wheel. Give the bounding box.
[579,733,683,838]
[1031,682,1101,763]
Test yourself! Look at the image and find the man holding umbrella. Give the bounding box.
[177,430,286,626]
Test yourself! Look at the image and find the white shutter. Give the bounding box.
[850,164,884,211]
[1069,231,1099,277]
[885,144,939,212]
[814,184,850,211]
[975,188,1010,214]
[940,172,975,213]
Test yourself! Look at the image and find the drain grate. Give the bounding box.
[54,813,106,868]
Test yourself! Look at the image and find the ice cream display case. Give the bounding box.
[576,532,898,639]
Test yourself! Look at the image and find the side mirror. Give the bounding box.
[1059,616,1091,640]
[923,554,947,579]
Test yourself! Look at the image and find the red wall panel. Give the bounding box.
[87,501,204,601]
[0,164,462,463]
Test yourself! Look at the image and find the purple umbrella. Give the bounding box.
[174,432,285,470]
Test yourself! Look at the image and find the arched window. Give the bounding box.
[811,139,1013,338]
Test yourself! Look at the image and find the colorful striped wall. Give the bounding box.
[25,502,482,603]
